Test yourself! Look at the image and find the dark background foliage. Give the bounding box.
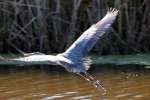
[0,0,149,55]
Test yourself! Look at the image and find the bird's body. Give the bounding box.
[12,54,88,73]
[9,8,119,73]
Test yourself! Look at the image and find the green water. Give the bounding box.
[1,53,150,67]
[91,53,150,66]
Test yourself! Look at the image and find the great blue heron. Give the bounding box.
[6,8,119,90]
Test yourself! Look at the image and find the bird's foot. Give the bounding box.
[76,72,107,95]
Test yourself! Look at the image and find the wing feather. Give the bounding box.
[61,8,119,60]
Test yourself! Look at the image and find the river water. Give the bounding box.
[0,65,149,100]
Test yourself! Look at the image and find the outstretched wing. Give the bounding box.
[61,8,119,60]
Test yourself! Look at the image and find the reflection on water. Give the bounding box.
[0,65,149,99]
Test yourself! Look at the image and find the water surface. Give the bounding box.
[0,65,149,100]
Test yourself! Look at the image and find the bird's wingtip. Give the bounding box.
[107,7,119,16]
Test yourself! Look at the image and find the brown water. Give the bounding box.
[0,65,150,100]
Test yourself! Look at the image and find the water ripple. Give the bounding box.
[0,69,149,99]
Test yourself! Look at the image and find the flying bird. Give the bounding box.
[6,8,119,74]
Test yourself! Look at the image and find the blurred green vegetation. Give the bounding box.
[0,0,149,55]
